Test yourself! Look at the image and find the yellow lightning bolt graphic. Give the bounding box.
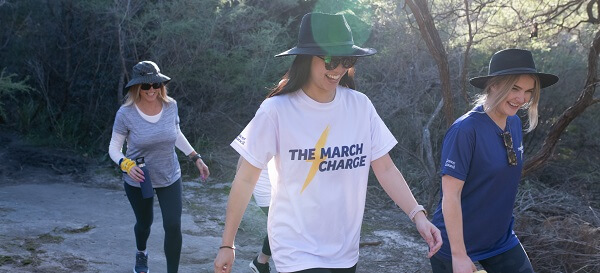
[301,125,330,193]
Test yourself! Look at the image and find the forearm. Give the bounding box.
[220,160,261,246]
[108,131,126,164]
[443,194,468,256]
[221,180,254,246]
[175,128,195,156]
[372,154,419,215]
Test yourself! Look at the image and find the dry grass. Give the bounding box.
[515,182,600,273]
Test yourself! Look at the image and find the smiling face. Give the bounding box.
[484,74,537,126]
[492,75,535,117]
[302,56,350,102]
[139,85,160,103]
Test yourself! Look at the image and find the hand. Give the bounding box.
[451,254,477,273]
[214,248,235,273]
[127,166,145,183]
[195,159,210,182]
[413,212,442,258]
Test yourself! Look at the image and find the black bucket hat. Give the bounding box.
[469,48,559,89]
[275,12,376,57]
[125,61,171,89]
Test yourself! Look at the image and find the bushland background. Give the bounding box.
[0,0,599,272]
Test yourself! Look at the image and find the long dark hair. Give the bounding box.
[267,55,356,98]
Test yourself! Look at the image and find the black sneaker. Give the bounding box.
[134,251,149,273]
[249,256,270,273]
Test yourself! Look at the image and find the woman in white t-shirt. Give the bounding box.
[214,13,441,273]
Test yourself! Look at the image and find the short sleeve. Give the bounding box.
[112,108,128,136]
[368,99,398,161]
[439,124,475,181]
[231,103,278,169]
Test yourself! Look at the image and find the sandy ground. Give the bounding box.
[0,130,433,273]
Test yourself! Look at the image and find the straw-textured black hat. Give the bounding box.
[469,48,559,89]
[125,61,171,89]
[275,13,376,57]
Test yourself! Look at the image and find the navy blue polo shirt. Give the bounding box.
[432,105,523,261]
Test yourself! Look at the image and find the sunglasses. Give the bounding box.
[140,82,163,90]
[317,56,358,70]
[501,131,518,166]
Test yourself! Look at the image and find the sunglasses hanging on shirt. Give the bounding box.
[501,131,518,166]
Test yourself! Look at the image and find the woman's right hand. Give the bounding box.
[127,166,145,183]
[214,248,235,273]
[452,254,477,273]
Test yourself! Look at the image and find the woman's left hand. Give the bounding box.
[414,212,442,258]
[195,158,210,182]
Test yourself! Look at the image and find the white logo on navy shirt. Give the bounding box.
[518,144,524,158]
[445,159,456,169]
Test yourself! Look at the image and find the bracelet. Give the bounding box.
[219,245,235,250]
[190,153,202,163]
[408,204,427,222]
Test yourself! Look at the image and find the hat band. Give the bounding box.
[298,40,354,48]
[490,67,537,76]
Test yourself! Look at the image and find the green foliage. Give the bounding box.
[0,69,34,122]
[0,0,598,195]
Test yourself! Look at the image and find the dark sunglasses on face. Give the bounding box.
[317,56,358,70]
[501,131,518,166]
[140,82,163,90]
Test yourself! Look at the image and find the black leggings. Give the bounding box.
[124,178,182,273]
[259,206,271,256]
[291,264,357,273]
[430,243,534,273]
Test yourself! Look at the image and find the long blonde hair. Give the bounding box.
[473,74,541,132]
[123,84,173,106]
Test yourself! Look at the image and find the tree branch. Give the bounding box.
[523,28,600,176]
[405,0,455,127]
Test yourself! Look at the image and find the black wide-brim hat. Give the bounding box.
[275,13,376,57]
[125,61,171,89]
[469,48,559,89]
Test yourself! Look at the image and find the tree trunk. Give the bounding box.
[405,0,455,127]
[523,29,600,176]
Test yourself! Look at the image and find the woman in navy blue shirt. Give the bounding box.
[430,49,558,273]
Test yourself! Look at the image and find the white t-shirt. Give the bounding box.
[231,86,397,272]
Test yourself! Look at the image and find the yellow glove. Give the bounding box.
[120,157,136,173]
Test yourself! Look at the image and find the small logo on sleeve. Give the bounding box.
[444,159,456,169]
[235,134,246,145]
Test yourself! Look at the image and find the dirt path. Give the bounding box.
[0,130,432,273]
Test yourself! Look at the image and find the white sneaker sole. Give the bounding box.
[249,261,260,273]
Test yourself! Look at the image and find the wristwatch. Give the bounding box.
[190,153,202,163]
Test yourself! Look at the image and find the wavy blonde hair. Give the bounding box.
[473,74,541,132]
[123,84,173,106]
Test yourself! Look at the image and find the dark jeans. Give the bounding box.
[124,178,182,273]
[291,264,357,273]
[430,243,534,273]
[259,206,271,256]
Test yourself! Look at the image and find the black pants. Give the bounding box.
[124,178,182,273]
[430,243,534,273]
[259,206,271,256]
[291,264,357,273]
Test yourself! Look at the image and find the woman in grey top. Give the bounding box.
[109,61,210,273]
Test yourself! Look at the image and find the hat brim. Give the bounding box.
[125,73,171,89]
[275,45,376,57]
[469,72,559,89]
